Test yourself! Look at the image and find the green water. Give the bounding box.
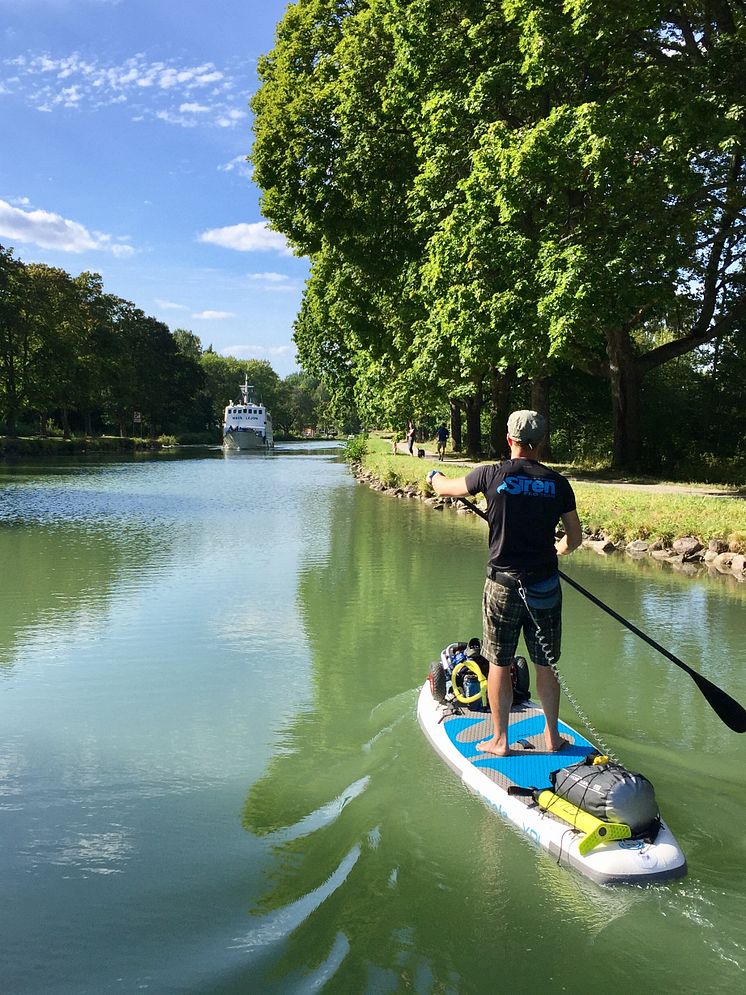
[1,447,744,994]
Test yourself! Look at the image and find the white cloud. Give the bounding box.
[223,343,295,360]
[192,310,235,320]
[155,109,197,127]
[218,155,252,179]
[0,52,246,129]
[248,272,290,283]
[109,241,135,258]
[247,271,296,292]
[199,222,291,255]
[0,197,134,255]
[155,299,188,311]
[216,108,247,128]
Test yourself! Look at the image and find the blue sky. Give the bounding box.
[0,0,308,377]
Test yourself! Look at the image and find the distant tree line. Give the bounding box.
[0,244,351,440]
[251,1,746,471]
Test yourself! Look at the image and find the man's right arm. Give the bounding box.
[428,470,471,498]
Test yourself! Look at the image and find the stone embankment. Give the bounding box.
[582,534,746,583]
[354,465,746,585]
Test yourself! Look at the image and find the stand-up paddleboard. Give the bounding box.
[417,647,687,886]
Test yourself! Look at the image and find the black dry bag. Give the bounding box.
[550,758,660,837]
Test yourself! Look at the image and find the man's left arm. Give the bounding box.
[556,509,582,556]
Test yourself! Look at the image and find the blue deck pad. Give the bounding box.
[445,714,595,790]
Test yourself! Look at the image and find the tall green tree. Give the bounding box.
[492,1,746,466]
[253,1,746,468]
[172,328,203,362]
[0,245,34,436]
[25,263,89,438]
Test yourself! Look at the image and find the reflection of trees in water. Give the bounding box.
[240,488,726,991]
[565,550,746,755]
[0,522,163,669]
[240,488,564,990]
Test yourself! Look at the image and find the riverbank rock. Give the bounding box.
[672,537,703,557]
[583,537,616,554]
[626,539,650,555]
[713,551,739,574]
[730,553,746,580]
[651,549,675,561]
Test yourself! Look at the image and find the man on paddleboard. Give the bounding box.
[426,410,582,757]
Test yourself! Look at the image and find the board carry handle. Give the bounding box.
[533,790,632,856]
[507,785,632,855]
[451,660,488,707]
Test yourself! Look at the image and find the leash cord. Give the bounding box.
[516,581,622,765]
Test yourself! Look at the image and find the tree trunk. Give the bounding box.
[449,399,462,453]
[607,327,642,469]
[488,366,513,459]
[84,411,93,437]
[464,394,482,458]
[3,367,18,437]
[530,376,552,461]
[60,407,71,440]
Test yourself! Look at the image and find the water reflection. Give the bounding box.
[243,482,746,993]
[2,453,745,992]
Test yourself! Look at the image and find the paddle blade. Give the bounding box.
[691,670,746,734]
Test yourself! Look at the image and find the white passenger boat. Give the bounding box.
[222,379,274,451]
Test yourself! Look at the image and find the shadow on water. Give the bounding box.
[236,484,746,995]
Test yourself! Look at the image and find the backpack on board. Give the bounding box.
[429,638,531,711]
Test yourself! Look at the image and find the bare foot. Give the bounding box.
[476,738,511,758]
[544,735,571,753]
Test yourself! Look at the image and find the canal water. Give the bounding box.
[0,445,744,994]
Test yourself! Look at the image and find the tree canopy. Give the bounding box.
[252,0,746,468]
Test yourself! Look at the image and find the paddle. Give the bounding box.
[454,495,746,733]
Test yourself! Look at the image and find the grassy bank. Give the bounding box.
[355,437,746,552]
[0,435,173,458]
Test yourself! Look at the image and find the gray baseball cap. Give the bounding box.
[507,409,546,445]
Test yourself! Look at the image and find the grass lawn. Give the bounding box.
[357,435,746,550]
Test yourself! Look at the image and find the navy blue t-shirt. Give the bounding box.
[465,458,576,579]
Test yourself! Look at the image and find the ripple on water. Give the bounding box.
[230,844,361,953]
[22,823,135,877]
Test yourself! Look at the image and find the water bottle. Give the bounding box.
[463,674,480,700]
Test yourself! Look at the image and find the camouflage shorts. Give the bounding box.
[481,576,562,668]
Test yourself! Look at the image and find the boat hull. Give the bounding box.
[223,429,271,451]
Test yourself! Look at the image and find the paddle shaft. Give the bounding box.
[454,495,746,733]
